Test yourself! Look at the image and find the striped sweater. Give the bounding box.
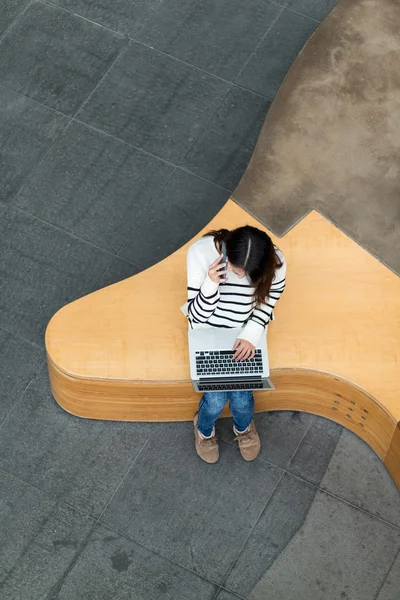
[185,235,286,347]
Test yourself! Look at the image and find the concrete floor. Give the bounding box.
[0,1,399,599]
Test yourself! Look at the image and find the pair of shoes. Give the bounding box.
[193,413,219,463]
[234,420,260,461]
[193,415,261,463]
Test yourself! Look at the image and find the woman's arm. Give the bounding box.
[238,255,287,347]
[187,246,225,324]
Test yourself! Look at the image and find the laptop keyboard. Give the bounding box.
[195,349,263,377]
[198,381,264,391]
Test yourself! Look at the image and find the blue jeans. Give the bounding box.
[197,391,254,437]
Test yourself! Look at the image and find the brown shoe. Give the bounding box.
[193,413,219,464]
[234,420,260,461]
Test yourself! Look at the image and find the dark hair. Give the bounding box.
[204,226,283,306]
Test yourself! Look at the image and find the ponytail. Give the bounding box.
[251,240,283,306]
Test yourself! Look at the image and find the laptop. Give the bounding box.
[188,327,274,392]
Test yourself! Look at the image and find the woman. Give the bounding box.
[186,225,286,464]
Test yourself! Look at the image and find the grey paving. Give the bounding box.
[100,421,283,583]
[218,410,313,468]
[0,2,126,115]
[287,415,343,482]
[0,87,68,204]
[137,0,283,80]
[14,121,174,253]
[92,257,141,292]
[182,87,270,191]
[224,473,316,596]
[216,591,243,600]
[377,549,400,600]
[77,42,230,163]
[288,418,400,528]
[0,469,94,600]
[236,9,319,100]
[0,369,153,516]
[54,523,219,600]
[51,0,161,38]
[283,0,338,22]
[118,169,229,268]
[0,327,44,424]
[318,428,400,528]
[224,473,400,600]
[0,207,115,346]
[0,0,28,36]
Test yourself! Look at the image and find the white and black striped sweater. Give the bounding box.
[186,236,286,347]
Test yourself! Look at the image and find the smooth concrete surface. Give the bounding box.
[233,0,400,275]
[1,0,400,598]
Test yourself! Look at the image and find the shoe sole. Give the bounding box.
[240,449,260,462]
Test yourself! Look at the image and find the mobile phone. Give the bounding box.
[220,242,227,279]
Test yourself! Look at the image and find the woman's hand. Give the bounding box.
[232,339,255,361]
[208,254,228,284]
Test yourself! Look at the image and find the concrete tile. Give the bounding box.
[92,257,141,292]
[287,415,342,483]
[0,87,67,204]
[0,207,115,346]
[216,591,243,600]
[78,41,229,163]
[224,472,317,596]
[0,1,126,115]
[233,177,312,237]
[319,428,400,528]
[0,370,153,516]
[15,121,174,253]
[182,87,270,191]
[0,0,28,36]
[284,0,338,22]
[376,550,400,600]
[138,0,282,80]
[287,418,400,527]
[0,469,94,600]
[119,169,229,268]
[316,196,400,276]
[55,523,219,600]
[51,0,161,37]
[0,328,44,424]
[225,473,400,600]
[100,421,282,583]
[218,411,313,469]
[236,9,318,100]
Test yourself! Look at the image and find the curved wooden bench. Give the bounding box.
[46,201,400,488]
[46,0,400,490]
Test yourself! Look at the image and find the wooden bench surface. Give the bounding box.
[46,200,400,422]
